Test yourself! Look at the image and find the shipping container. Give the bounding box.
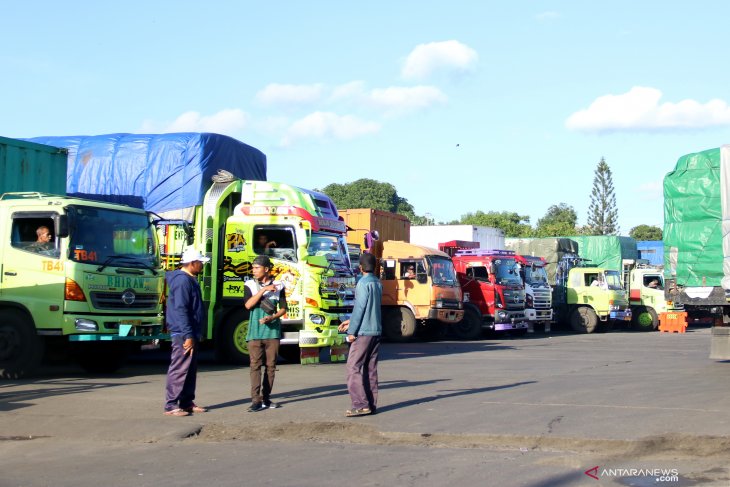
[410,225,504,250]
[340,208,410,248]
[0,136,67,196]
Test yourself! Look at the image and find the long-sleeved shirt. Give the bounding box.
[348,273,382,337]
[165,270,205,340]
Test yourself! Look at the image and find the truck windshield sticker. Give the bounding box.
[226,232,247,253]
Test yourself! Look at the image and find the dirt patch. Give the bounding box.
[194,421,730,458]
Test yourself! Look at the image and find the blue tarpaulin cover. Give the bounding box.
[25,133,267,214]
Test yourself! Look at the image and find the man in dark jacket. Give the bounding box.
[338,252,382,417]
[164,248,210,416]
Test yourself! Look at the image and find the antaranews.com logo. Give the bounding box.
[585,466,680,482]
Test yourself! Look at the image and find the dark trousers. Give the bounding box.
[346,335,380,410]
[165,336,198,411]
[249,339,279,404]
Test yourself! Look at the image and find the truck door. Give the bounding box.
[464,265,490,311]
[380,259,397,306]
[2,212,65,330]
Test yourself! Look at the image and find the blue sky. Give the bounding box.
[3,2,730,233]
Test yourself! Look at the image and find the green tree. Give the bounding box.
[535,203,577,236]
[629,224,662,241]
[459,211,533,237]
[318,179,424,223]
[586,157,619,235]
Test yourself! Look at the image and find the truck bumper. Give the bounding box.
[295,309,352,348]
[427,308,464,323]
[610,309,632,321]
[65,313,164,341]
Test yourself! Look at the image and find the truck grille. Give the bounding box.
[90,292,160,310]
[503,290,525,310]
[532,289,551,309]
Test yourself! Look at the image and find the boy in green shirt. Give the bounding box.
[244,255,287,412]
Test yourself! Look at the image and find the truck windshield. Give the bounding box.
[524,265,548,285]
[308,232,351,268]
[67,205,159,268]
[494,258,522,286]
[427,256,458,286]
[604,270,624,291]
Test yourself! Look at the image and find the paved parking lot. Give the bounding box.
[2,327,730,486]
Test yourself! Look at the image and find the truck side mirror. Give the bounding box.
[56,215,69,238]
[416,274,427,284]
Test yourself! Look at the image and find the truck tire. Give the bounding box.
[383,307,416,342]
[215,308,250,364]
[632,306,658,331]
[570,306,598,334]
[0,309,44,379]
[453,306,483,340]
[75,342,134,374]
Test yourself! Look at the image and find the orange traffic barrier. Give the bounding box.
[659,311,688,333]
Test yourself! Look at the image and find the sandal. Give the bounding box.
[164,408,190,417]
[345,407,371,417]
[184,404,208,413]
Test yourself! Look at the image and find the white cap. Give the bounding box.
[180,248,211,264]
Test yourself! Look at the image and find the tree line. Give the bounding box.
[318,158,662,241]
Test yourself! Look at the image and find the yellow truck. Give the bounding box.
[372,240,463,341]
[0,193,164,378]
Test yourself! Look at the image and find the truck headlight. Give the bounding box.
[497,311,508,321]
[309,314,325,325]
[75,319,98,332]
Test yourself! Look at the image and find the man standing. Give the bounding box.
[338,252,382,417]
[164,248,210,417]
[245,255,287,412]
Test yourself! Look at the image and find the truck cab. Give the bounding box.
[441,242,529,338]
[157,180,355,364]
[554,255,632,332]
[0,193,164,378]
[373,240,463,341]
[624,259,686,331]
[514,254,553,333]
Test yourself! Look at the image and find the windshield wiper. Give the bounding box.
[96,255,158,275]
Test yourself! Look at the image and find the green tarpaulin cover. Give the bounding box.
[567,236,638,273]
[504,237,578,283]
[663,146,728,287]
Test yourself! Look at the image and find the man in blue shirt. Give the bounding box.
[164,248,210,416]
[338,252,382,417]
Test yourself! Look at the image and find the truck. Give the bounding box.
[440,241,529,339]
[340,208,411,248]
[623,259,685,331]
[370,240,463,341]
[411,225,504,250]
[513,254,553,333]
[0,137,165,379]
[663,145,730,358]
[505,238,632,333]
[28,133,355,364]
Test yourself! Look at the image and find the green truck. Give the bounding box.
[664,146,730,358]
[0,137,165,378]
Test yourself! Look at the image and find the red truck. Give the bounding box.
[440,241,529,339]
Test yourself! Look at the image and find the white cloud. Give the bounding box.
[140,109,248,135]
[566,86,730,132]
[638,180,663,201]
[369,86,447,115]
[329,81,367,103]
[255,83,324,105]
[401,40,478,80]
[281,111,380,146]
[536,11,560,21]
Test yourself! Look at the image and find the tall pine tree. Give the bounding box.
[586,157,619,235]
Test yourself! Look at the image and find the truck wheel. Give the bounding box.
[215,309,250,364]
[75,342,134,374]
[0,309,44,379]
[632,306,658,331]
[383,307,416,342]
[453,307,483,340]
[570,306,598,334]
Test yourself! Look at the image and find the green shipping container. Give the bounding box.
[663,146,725,288]
[0,136,67,196]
